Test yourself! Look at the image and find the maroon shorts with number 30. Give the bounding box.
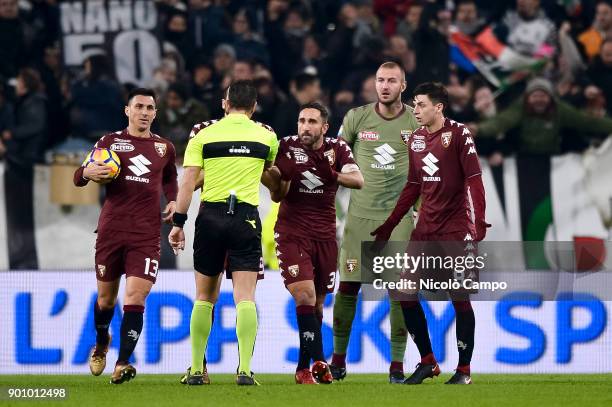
[275,232,338,294]
[94,229,161,283]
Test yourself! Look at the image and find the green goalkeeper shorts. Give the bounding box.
[339,212,414,282]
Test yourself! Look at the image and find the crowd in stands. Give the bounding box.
[1,0,612,170]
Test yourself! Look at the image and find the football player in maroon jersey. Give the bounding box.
[270,102,363,384]
[74,88,178,384]
[372,82,490,385]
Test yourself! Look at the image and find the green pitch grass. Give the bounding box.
[1,374,611,407]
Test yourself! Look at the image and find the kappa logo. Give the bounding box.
[300,171,324,191]
[128,154,151,176]
[288,265,300,277]
[467,146,476,155]
[346,259,358,273]
[422,153,440,181]
[372,143,397,169]
[464,233,473,241]
[128,330,139,341]
[465,136,474,145]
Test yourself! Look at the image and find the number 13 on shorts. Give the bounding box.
[144,258,159,277]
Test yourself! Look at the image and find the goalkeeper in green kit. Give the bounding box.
[331,61,420,383]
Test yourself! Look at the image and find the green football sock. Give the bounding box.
[236,300,258,373]
[332,292,358,355]
[190,300,214,372]
[390,300,408,363]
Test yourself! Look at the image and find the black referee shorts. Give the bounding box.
[193,201,263,277]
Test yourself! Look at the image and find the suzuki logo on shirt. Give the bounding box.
[372,143,397,169]
[126,154,151,183]
[422,153,441,181]
[299,170,324,194]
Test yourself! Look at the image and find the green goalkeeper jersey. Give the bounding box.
[339,103,419,220]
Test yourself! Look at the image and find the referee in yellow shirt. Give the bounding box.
[169,80,279,386]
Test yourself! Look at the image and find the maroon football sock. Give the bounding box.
[331,353,346,367]
[390,361,404,373]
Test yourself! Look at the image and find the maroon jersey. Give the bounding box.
[408,118,481,235]
[275,136,357,240]
[74,129,178,235]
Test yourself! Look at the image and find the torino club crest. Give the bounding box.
[346,259,358,273]
[154,142,167,157]
[400,130,412,146]
[441,132,452,148]
[324,149,336,165]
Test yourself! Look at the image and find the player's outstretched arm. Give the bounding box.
[168,166,201,254]
[371,181,420,241]
[466,174,491,241]
[338,164,364,189]
[161,145,179,224]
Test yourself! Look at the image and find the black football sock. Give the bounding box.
[297,306,311,370]
[117,305,144,365]
[94,301,114,347]
[297,305,325,366]
[400,300,434,360]
[453,301,475,368]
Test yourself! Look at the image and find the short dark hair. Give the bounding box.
[293,73,319,92]
[127,87,157,104]
[300,102,329,123]
[227,80,257,109]
[413,82,449,112]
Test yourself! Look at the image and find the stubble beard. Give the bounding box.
[300,131,321,149]
[378,93,401,108]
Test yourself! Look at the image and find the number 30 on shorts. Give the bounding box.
[144,258,159,277]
